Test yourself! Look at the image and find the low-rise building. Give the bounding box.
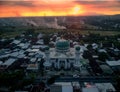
[27,63,39,72]
[50,82,73,92]
[0,58,17,70]
[106,60,120,72]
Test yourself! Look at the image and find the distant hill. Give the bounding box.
[0,15,120,30]
[0,17,66,29]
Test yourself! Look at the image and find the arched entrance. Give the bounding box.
[60,61,65,69]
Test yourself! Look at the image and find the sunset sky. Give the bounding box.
[0,0,120,17]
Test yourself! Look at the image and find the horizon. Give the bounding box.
[0,0,120,17]
[0,14,120,19]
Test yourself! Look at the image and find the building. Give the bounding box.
[0,58,17,70]
[27,63,39,72]
[43,39,82,71]
[82,82,116,92]
[106,60,120,72]
[50,82,73,92]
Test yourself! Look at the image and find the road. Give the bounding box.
[34,76,115,84]
[55,76,114,83]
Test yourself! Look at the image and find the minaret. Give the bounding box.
[43,46,52,70]
[74,45,82,71]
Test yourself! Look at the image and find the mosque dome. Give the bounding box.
[45,46,50,51]
[56,39,70,52]
[75,46,80,51]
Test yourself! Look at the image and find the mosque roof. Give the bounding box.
[56,39,70,51]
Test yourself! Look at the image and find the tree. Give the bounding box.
[46,75,60,85]
[87,44,93,51]
[26,28,35,35]
[39,58,45,76]
[114,42,120,49]
[83,51,92,59]
[43,34,50,45]
[98,52,109,62]
[39,81,46,91]
[114,76,120,91]
[0,70,24,87]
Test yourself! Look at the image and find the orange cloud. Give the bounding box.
[0,0,120,17]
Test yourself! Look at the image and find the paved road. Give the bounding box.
[34,76,115,84]
[55,76,114,83]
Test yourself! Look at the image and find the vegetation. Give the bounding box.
[43,34,50,45]
[47,75,60,85]
[0,26,120,38]
[98,52,109,62]
[0,70,36,91]
[0,70,24,87]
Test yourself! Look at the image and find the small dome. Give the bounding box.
[45,46,49,51]
[56,39,70,52]
[75,46,80,51]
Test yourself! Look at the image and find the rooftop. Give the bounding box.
[2,58,16,66]
[106,60,120,66]
[27,64,38,70]
[51,82,73,92]
[56,39,70,52]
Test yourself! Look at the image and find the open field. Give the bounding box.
[67,29,120,36]
[0,28,120,38]
[30,28,120,36]
[0,31,25,38]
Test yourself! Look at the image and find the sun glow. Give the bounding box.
[73,5,82,15]
[0,0,120,17]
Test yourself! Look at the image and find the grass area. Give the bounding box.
[35,28,62,34]
[0,27,120,38]
[0,31,25,38]
[82,30,120,36]
[35,28,120,36]
[67,29,120,36]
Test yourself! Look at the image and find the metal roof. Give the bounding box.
[2,58,16,66]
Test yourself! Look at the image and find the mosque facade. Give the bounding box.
[43,39,82,71]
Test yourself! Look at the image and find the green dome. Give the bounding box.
[75,46,80,51]
[45,46,49,51]
[56,39,70,51]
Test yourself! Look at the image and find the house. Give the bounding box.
[11,40,21,45]
[95,83,116,92]
[82,87,99,92]
[27,63,39,72]
[99,64,113,75]
[50,82,73,92]
[36,39,44,45]
[0,58,17,70]
[106,60,120,72]
[82,82,116,92]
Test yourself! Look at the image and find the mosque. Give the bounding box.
[43,39,82,71]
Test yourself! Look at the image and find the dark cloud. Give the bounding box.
[75,1,120,5]
[14,1,35,7]
[0,1,35,7]
[75,1,105,5]
[75,1,120,9]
